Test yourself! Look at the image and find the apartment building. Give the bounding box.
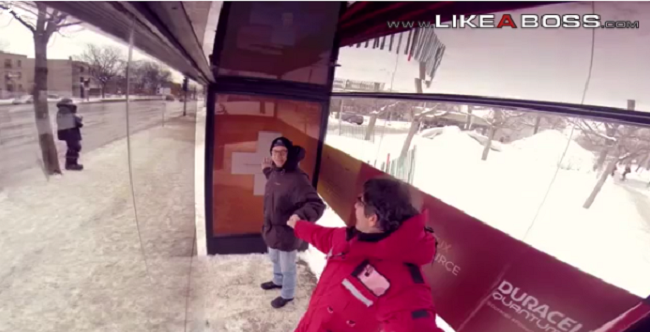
[0,51,98,99]
[23,58,99,98]
[0,51,28,99]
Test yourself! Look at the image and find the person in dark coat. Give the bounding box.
[56,98,84,171]
[260,136,325,309]
[287,177,444,332]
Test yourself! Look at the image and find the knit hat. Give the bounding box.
[270,137,293,153]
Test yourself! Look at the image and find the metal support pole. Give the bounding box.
[183,77,188,117]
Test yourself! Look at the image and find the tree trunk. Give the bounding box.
[101,83,106,98]
[337,99,344,135]
[400,119,420,160]
[533,115,542,134]
[593,148,609,173]
[33,34,61,175]
[584,144,620,209]
[365,113,377,141]
[465,105,473,130]
[481,126,497,161]
[636,153,649,172]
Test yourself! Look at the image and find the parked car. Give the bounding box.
[164,95,175,101]
[341,112,364,125]
[11,95,33,104]
[11,94,61,105]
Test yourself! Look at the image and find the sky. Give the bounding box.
[2,2,649,111]
[335,2,650,112]
[0,7,185,83]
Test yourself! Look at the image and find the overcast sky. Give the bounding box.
[336,2,650,112]
[2,2,648,110]
[0,8,185,83]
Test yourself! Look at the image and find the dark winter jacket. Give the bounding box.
[56,101,83,142]
[293,211,444,332]
[262,139,325,251]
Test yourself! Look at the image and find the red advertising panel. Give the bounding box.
[461,248,641,332]
[592,301,650,332]
[318,149,644,332]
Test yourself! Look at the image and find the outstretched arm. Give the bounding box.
[291,175,325,222]
[289,219,336,255]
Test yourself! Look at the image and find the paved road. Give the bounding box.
[0,100,196,184]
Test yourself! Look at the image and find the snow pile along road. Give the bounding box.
[507,129,596,172]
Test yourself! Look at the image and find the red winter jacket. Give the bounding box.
[293,211,444,332]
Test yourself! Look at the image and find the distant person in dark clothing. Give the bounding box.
[260,136,325,309]
[622,165,632,181]
[56,98,84,171]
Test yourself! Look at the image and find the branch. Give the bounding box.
[0,3,36,33]
[579,120,618,143]
[45,9,66,38]
[57,21,81,29]
[11,2,40,20]
[618,152,636,162]
[378,102,399,113]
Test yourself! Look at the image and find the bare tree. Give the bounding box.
[516,113,567,135]
[580,100,648,208]
[365,101,399,141]
[574,119,620,173]
[0,2,80,175]
[136,60,171,95]
[469,108,524,161]
[78,44,124,98]
[400,103,453,159]
[581,124,647,208]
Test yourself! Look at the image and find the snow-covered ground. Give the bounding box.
[301,125,650,332]
[3,106,647,331]
[0,110,315,332]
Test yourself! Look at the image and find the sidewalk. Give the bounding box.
[0,114,314,332]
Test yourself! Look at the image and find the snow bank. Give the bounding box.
[325,133,408,166]
[417,126,486,158]
[318,125,650,298]
[507,129,596,172]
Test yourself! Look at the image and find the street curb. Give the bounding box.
[0,97,165,108]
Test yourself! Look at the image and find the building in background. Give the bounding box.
[0,51,99,99]
[0,51,28,99]
[23,57,100,98]
[333,78,385,92]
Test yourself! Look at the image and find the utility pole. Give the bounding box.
[182,77,188,117]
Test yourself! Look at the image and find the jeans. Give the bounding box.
[268,247,297,300]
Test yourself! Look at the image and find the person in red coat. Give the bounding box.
[287,177,444,332]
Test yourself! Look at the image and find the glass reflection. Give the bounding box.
[335,2,650,111]
[211,94,323,236]
[216,2,340,85]
[0,3,199,331]
[323,96,650,298]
